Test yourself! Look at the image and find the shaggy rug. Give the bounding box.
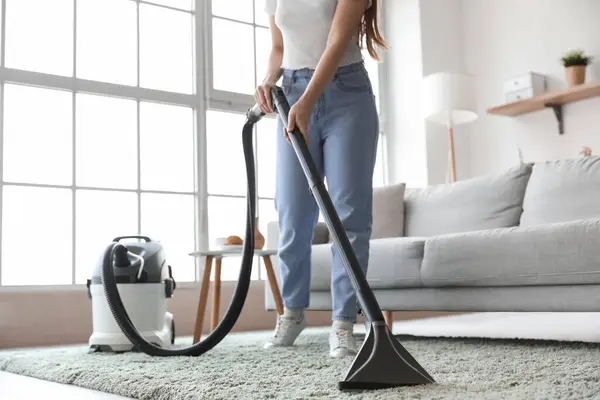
[1,327,600,400]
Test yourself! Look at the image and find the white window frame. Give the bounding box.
[203,0,389,186]
[374,48,389,186]
[0,0,207,289]
[204,0,265,111]
[203,1,282,282]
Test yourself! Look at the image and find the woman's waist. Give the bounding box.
[282,60,366,81]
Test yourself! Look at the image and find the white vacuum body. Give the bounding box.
[86,236,176,353]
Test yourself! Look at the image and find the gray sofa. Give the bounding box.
[264,156,600,315]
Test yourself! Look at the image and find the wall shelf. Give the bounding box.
[487,81,600,134]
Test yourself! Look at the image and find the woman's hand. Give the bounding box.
[286,97,312,144]
[256,80,276,113]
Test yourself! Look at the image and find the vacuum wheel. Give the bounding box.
[171,319,175,345]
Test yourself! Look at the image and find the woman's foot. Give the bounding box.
[263,309,307,348]
[329,320,357,358]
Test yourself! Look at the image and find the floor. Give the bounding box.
[0,370,131,399]
[2,312,599,399]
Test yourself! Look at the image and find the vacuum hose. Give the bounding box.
[100,98,262,356]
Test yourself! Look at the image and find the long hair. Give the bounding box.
[360,0,388,61]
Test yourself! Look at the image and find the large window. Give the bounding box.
[0,0,197,286]
[205,1,277,280]
[0,0,387,287]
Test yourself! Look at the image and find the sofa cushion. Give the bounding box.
[310,236,425,291]
[372,182,406,239]
[520,156,600,227]
[266,221,329,248]
[404,163,533,237]
[420,218,600,287]
[327,182,406,243]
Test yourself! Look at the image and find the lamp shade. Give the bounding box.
[422,72,478,126]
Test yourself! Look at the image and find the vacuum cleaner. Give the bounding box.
[86,236,176,353]
[87,85,435,391]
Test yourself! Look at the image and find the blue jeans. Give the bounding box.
[274,61,379,323]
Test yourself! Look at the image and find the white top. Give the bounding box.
[264,0,372,70]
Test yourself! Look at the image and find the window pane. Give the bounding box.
[207,196,246,246]
[206,110,248,197]
[212,18,255,95]
[212,0,253,23]
[144,0,193,11]
[76,94,137,189]
[141,193,195,282]
[5,0,73,76]
[254,0,269,27]
[75,190,138,284]
[76,0,137,85]
[3,84,72,185]
[258,198,277,246]
[140,102,194,192]
[0,0,3,65]
[255,26,271,87]
[363,50,380,113]
[207,195,259,281]
[2,186,72,285]
[257,116,277,198]
[373,134,386,187]
[140,4,193,94]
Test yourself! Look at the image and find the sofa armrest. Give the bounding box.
[266,220,330,249]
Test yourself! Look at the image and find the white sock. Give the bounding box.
[283,307,304,320]
[332,320,353,331]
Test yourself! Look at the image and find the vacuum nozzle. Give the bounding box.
[338,322,434,391]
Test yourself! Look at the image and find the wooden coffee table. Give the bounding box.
[188,248,283,343]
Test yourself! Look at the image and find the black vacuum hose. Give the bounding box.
[100,117,258,356]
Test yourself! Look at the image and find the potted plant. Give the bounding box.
[560,49,594,87]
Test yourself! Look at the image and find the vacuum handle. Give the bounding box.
[270,86,300,139]
[113,235,152,243]
[270,86,318,189]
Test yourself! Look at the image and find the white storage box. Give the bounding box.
[503,72,546,103]
[506,87,535,103]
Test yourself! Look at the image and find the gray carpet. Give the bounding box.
[1,327,600,400]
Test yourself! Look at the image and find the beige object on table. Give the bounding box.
[189,248,283,343]
[223,218,265,249]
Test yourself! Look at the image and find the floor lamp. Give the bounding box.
[422,72,478,182]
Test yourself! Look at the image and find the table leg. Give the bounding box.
[262,255,284,315]
[384,311,394,331]
[211,258,222,331]
[194,256,213,343]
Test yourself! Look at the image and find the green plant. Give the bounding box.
[561,49,594,67]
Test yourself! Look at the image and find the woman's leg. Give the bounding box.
[321,63,379,356]
[264,73,324,348]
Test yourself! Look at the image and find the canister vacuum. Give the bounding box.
[86,236,176,353]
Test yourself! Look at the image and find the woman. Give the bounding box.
[256,0,387,358]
